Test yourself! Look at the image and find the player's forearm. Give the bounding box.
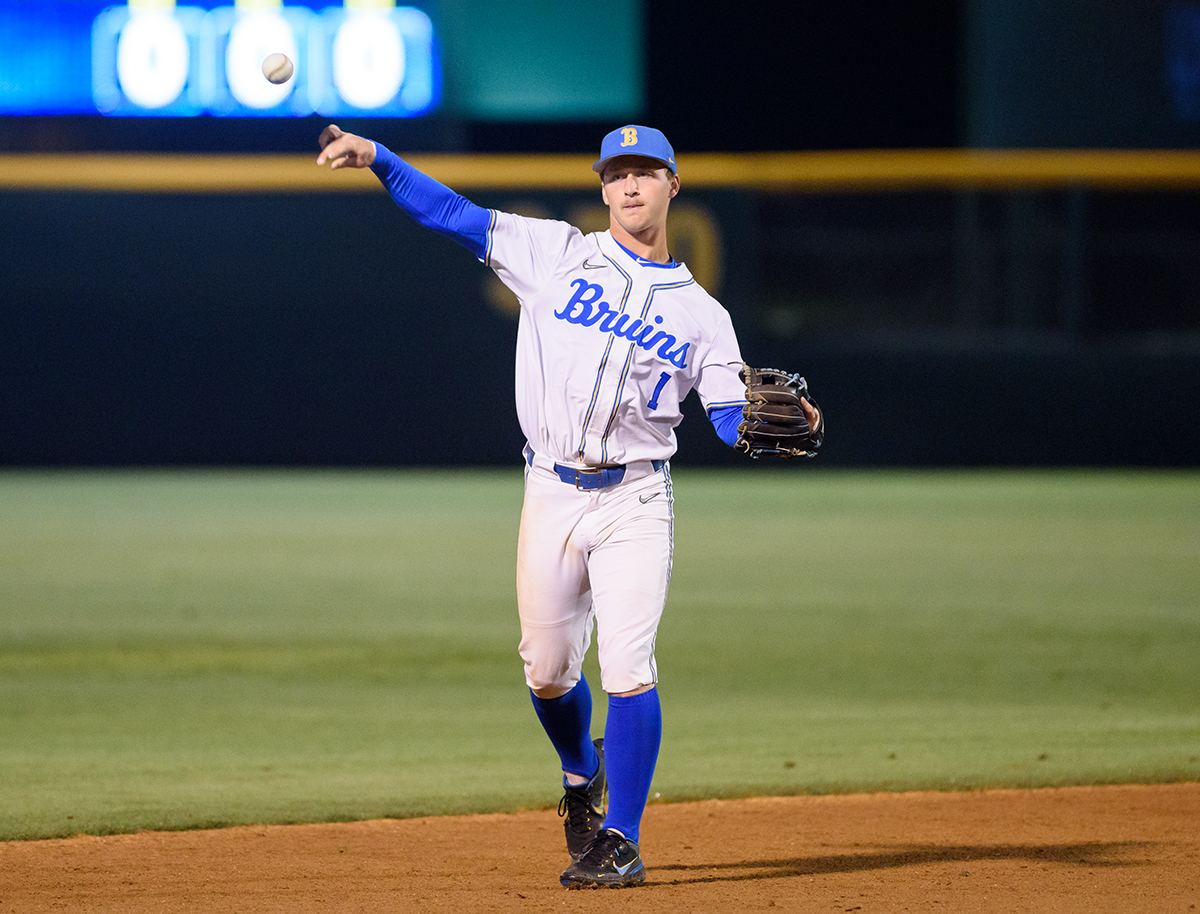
[370,143,493,259]
[706,402,744,446]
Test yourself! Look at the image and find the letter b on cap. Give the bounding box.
[620,127,638,147]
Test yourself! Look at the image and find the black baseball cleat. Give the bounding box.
[558,738,606,862]
[560,828,645,888]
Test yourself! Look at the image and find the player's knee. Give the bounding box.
[521,648,581,696]
[595,631,658,695]
[598,661,656,696]
[526,668,580,696]
[518,619,591,695]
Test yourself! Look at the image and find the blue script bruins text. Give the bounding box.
[553,278,691,368]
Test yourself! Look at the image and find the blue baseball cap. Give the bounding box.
[593,125,677,174]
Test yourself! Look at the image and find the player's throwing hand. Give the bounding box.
[317,124,375,170]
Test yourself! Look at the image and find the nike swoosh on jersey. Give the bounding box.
[638,492,662,503]
[582,261,607,269]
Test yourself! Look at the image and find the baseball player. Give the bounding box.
[317,123,822,888]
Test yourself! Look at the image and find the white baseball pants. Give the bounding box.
[517,452,674,696]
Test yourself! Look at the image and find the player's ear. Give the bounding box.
[668,174,680,198]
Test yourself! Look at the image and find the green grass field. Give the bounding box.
[1,468,1197,841]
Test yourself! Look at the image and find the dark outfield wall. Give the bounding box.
[3,189,1198,467]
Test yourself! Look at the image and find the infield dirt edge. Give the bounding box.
[3,782,1198,913]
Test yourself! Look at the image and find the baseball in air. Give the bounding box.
[262,53,294,85]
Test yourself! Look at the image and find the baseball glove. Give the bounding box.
[735,364,824,459]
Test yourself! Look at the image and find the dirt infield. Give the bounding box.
[3,783,1197,913]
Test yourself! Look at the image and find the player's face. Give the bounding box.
[600,156,679,238]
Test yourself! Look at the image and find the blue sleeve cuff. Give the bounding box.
[370,143,493,259]
[706,402,745,447]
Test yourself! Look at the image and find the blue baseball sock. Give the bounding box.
[529,677,599,780]
[602,688,662,844]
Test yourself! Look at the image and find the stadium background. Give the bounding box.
[2,0,1199,468]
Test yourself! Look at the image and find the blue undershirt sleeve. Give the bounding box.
[369,142,493,260]
[707,403,745,447]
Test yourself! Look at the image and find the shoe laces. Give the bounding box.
[558,782,600,835]
[583,829,628,863]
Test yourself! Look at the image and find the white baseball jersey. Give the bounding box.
[483,214,746,467]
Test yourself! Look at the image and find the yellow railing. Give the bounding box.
[4,150,1200,193]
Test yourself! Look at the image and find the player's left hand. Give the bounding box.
[735,364,824,458]
[317,124,376,170]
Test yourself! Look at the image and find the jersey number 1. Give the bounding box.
[647,371,671,410]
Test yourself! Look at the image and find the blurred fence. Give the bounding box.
[2,151,1199,466]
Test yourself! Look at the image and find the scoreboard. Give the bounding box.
[0,0,439,118]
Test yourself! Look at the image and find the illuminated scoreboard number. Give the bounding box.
[310,5,435,116]
[91,2,438,117]
[93,5,207,115]
[202,5,312,115]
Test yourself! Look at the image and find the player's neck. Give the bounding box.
[608,220,671,265]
